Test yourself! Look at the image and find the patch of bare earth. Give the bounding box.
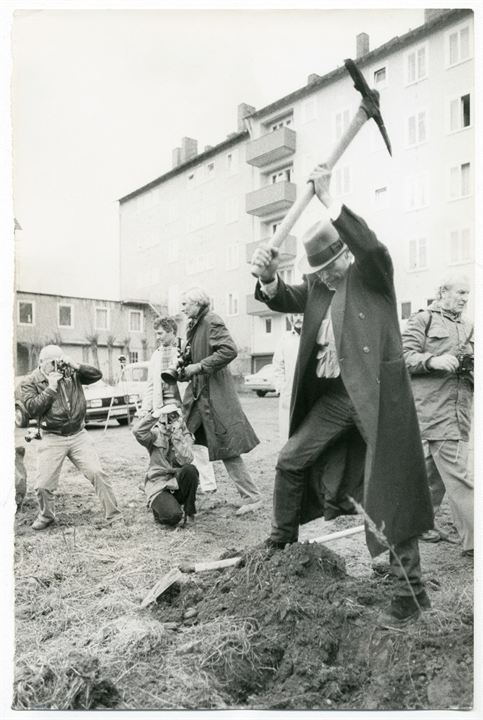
[13,396,473,710]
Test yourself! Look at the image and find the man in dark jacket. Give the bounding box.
[180,287,262,515]
[22,344,122,530]
[251,165,433,625]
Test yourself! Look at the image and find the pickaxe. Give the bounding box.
[251,58,392,274]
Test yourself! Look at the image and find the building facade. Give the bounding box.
[15,291,158,380]
[119,9,474,373]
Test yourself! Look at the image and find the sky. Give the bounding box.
[8,5,428,300]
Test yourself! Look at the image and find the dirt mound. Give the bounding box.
[145,542,472,710]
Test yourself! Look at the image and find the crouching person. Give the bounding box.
[132,404,199,527]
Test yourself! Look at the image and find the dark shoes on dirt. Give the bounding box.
[379,589,431,627]
[263,537,294,550]
[420,529,441,543]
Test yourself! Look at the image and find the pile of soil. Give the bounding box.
[148,541,473,710]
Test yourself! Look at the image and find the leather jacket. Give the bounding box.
[22,364,102,436]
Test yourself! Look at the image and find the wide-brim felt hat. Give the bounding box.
[297,220,346,275]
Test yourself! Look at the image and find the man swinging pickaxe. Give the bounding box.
[251,58,392,271]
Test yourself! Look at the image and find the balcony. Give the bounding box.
[245,235,297,264]
[245,181,296,217]
[246,294,278,316]
[246,126,296,167]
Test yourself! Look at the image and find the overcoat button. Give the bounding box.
[363,346,370,353]
[358,312,365,319]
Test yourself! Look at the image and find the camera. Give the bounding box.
[457,353,474,379]
[25,428,42,443]
[161,344,192,385]
[54,359,73,378]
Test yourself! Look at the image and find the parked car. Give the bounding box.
[244,364,279,397]
[14,375,141,428]
[84,380,141,425]
[120,361,149,398]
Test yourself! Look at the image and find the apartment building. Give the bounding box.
[15,291,158,379]
[119,8,474,373]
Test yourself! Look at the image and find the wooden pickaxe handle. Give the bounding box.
[266,105,370,255]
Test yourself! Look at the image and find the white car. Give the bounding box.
[244,364,278,397]
[83,380,141,426]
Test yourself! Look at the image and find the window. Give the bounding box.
[227,293,239,316]
[271,166,293,184]
[302,98,317,123]
[226,150,239,175]
[426,298,434,307]
[374,186,388,208]
[449,228,471,264]
[279,266,294,285]
[401,302,412,320]
[58,304,73,328]
[285,316,292,331]
[446,24,471,67]
[129,310,143,332]
[335,109,350,140]
[373,66,387,86]
[405,43,428,85]
[448,94,471,132]
[129,351,139,364]
[225,197,239,224]
[187,171,196,186]
[265,319,272,334]
[405,176,428,211]
[18,301,34,325]
[449,162,471,200]
[409,238,428,271]
[205,161,215,178]
[167,238,178,262]
[334,166,351,196]
[407,110,427,146]
[95,307,109,330]
[270,114,293,131]
[226,245,239,270]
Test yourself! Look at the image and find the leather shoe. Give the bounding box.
[420,529,441,543]
[379,589,431,627]
[32,517,54,531]
[235,499,263,516]
[263,537,292,550]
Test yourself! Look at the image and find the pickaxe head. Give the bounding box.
[344,58,392,156]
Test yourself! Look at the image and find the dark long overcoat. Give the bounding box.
[256,205,433,555]
[182,309,259,461]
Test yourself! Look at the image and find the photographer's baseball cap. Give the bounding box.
[39,345,63,363]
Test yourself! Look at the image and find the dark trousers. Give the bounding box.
[151,464,199,526]
[272,378,423,595]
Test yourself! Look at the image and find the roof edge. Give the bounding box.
[118,130,248,203]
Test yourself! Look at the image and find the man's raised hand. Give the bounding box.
[250,244,280,282]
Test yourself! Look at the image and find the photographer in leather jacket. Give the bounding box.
[402,275,474,557]
[22,344,122,530]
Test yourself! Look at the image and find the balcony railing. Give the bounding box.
[245,181,296,217]
[246,126,296,167]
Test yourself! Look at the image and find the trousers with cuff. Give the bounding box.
[34,429,120,522]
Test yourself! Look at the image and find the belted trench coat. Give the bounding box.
[255,205,433,555]
[182,309,259,461]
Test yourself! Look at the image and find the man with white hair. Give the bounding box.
[21,344,122,530]
[402,275,474,557]
[180,287,262,515]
